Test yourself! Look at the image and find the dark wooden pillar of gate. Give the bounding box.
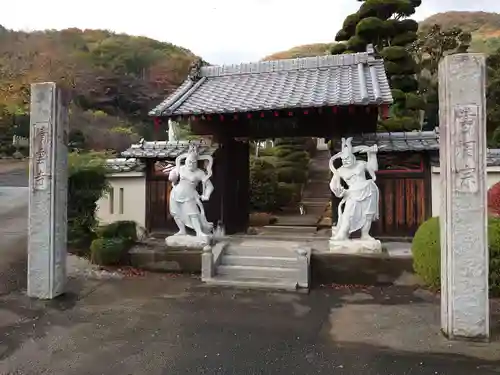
[215,137,249,234]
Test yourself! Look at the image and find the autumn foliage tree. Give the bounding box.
[331,0,425,131]
[0,26,197,149]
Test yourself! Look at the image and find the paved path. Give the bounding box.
[0,277,499,374]
[0,166,28,295]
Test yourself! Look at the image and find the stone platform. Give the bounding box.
[329,238,382,254]
[129,237,202,273]
[129,235,417,287]
[311,243,415,287]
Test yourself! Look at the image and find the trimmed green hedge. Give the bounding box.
[97,221,138,245]
[412,216,500,296]
[249,158,280,212]
[90,237,129,266]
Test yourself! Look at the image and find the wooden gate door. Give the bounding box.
[146,161,176,233]
[372,153,431,239]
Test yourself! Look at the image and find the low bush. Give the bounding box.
[282,150,310,164]
[411,216,500,296]
[276,167,307,184]
[277,182,301,207]
[97,221,138,245]
[249,158,280,212]
[0,144,16,156]
[258,147,278,157]
[90,237,129,266]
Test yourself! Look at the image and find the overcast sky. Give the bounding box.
[2,0,500,65]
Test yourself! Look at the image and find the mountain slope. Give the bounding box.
[262,11,500,60]
[0,27,199,149]
[0,27,197,119]
[262,43,335,60]
[419,11,500,54]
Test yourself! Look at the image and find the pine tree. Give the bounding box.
[331,0,425,131]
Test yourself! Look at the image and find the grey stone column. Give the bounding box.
[27,82,69,299]
[439,54,489,340]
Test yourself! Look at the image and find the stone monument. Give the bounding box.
[328,137,382,254]
[28,82,69,299]
[439,54,489,340]
[165,143,215,248]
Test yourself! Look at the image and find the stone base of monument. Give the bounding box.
[165,234,213,249]
[329,238,382,254]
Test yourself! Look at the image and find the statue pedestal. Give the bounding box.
[329,238,382,255]
[165,235,212,249]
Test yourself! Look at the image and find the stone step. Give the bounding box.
[225,243,298,257]
[217,265,299,280]
[204,275,299,292]
[302,200,330,207]
[302,192,331,199]
[262,225,317,233]
[301,197,331,203]
[221,255,299,268]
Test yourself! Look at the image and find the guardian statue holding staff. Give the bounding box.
[168,143,214,239]
[329,137,380,245]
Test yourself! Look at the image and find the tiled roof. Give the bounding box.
[332,130,440,153]
[149,48,393,117]
[487,149,500,166]
[120,140,217,159]
[105,158,146,173]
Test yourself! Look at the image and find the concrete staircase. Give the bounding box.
[202,239,311,292]
[300,150,332,227]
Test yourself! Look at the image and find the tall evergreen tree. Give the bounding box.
[331,0,425,131]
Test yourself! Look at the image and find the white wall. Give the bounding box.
[96,172,147,229]
[431,166,500,216]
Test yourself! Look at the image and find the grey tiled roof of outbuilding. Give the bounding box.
[120,140,216,159]
[332,130,440,152]
[149,51,393,117]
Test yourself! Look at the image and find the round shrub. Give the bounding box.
[391,31,418,46]
[97,221,138,244]
[331,43,347,55]
[347,36,368,52]
[412,216,500,296]
[282,150,310,164]
[380,46,408,61]
[90,237,128,266]
[405,92,426,110]
[276,167,307,183]
[411,217,441,289]
[391,75,419,93]
[276,182,301,207]
[249,158,280,212]
[379,116,421,132]
[391,89,407,102]
[355,17,386,40]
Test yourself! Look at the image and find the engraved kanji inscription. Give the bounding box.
[453,105,479,193]
[32,122,50,191]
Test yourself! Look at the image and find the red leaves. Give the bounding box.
[488,182,500,217]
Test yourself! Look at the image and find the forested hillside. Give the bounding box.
[0,27,198,152]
